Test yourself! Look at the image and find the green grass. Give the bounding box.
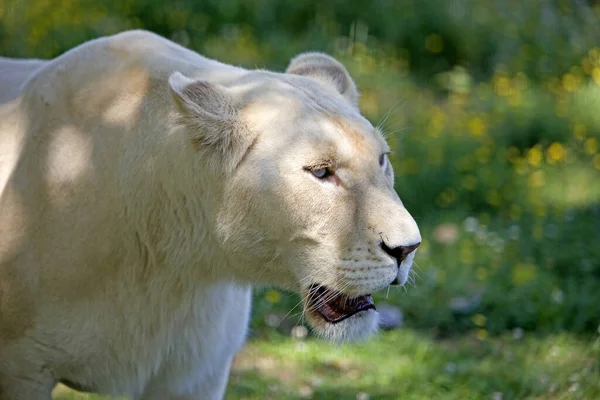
[53,330,600,400]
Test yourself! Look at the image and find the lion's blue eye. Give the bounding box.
[312,167,331,179]
[379,154,386,167]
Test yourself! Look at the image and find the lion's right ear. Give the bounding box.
[286,52,359,109]
[168,72,239,152]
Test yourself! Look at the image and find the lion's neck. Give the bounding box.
[121,119,234,287]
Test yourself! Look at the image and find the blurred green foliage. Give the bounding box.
[2,0,600,339]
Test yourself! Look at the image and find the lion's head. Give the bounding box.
[168,52,421,342]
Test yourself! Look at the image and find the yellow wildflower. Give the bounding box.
[593,68,600,85]
[427,107,445,137]
[512,262,537,285]
[527,146,543,167]
[472,314,487,327]
[508,91,521,107]
[265,290,281,304]
[514,159,527,175]
[547,142,565,163]
[562,73,578,92]
[494,76,511,96]
[584,137,598,155]
[476,329,488,341]
[573,123,587,141]
[468,117,487,137]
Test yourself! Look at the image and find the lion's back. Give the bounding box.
[0,57,47,194]
[0,57,47,104]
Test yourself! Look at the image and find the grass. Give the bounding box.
[53,330,600,399]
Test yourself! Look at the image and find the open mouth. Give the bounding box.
[308,284,376,324]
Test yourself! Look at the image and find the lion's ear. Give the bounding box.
[286,52,359,108]
[168,71,238,149]
[169,71,236,121]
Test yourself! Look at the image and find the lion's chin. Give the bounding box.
[302,284,380,342]
[305,307,379,342]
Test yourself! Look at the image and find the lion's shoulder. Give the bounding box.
[14,30,246,114]
[19,30,186,95]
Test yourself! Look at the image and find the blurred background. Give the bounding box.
[2,0,600,398]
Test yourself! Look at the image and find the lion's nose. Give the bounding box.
[380,241,420,285]
[380,241,420,263]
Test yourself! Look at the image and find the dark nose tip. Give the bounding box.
[380,241,421,263]
[380,241,421,285]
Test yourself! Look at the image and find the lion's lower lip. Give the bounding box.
[308,284,375,324]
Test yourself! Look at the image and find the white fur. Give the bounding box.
[0,30,420,399]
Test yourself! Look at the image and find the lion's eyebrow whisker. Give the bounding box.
[376,98,407,133]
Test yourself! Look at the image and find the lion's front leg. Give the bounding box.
[139,285,250,400]
[139,355,233,400]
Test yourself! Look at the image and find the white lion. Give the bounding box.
[0,30,421,399]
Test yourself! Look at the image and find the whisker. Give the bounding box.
[376,98,406,132]
[304,281,355,313]
[409,268,420,279]
[253,257,275,284]
[277,296,305,329]
[382,126,412,138]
